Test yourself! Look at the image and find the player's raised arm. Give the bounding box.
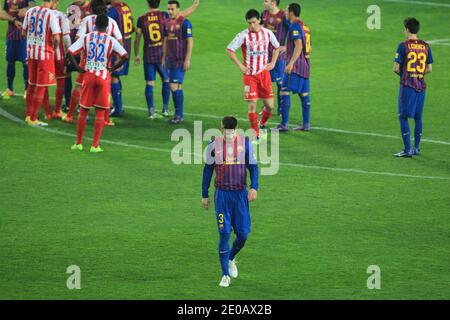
[180,0,200,18]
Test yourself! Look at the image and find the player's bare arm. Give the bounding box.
[426,64,432,74]
[134,27,142,65]
[53,34,61,52]
[393,62,401,75]
[67,51,85,74]
[180,0,200,18]
[285,38,302,74]
[184,37,194,71]
[266,47,280,71]
[226,49,249,75]
[162,37,168,69]
[108,54,130,73]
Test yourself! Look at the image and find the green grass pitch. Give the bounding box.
[0,0,449,299]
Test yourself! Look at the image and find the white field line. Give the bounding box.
[383,0,450,8]
[123,104,450,146]
[426,38,450,46]
[1,107,449,181]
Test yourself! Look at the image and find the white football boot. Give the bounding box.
[228,259,238,278]
[219,275,231,288]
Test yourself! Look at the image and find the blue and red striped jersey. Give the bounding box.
[202,135,259,198]
[286,19,311,79]
[4,0,31,40]
[136,10,169,64]
[163,15,192,69]
[395,39,433,92]
[261,9,290,61]
[108,1,133,54]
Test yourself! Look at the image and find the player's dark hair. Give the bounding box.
[91,0,107,15]
[95,14,109,31]
[147,0,160,9]
[245,9,260,21]
[288,3,301,17]
[222,116,238,130]
[273,0,281,6]
[168,0,180,8]
[404,17,420,34]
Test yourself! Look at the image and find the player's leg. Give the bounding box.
[65,73,83,122]
[4,40,16,98]
[169,68,185,124]
[72,74,95,150]
[53,59,66,118]
[42,88,53,120]
[144,63,156,118]
[110,75,123,117]
[30,85,48,125]
[64,74,72,109]
[259,71,275,131]
[413,91,426,155]
[274,73,292,131]
[25,60,36,123]
[20,39,28,95]
[214,190,232,287]
[292,77,311,131]
[72,106,90,150]
[91,76,112,152]
[157,63,170,115]
[395,86,413,157]
[247,100,259,139]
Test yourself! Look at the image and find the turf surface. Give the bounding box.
[0,0,449,299]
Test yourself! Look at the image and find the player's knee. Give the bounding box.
[236,233,248,244]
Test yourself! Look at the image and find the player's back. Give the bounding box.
[397,39,432,92]
[77,15,122,41]
[287,19,311,78]
[137,10,169,64]
[108,1,133,51]
[24,6,61,60]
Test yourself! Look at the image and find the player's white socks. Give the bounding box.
[219,275,231,288]
[228,259,238,279]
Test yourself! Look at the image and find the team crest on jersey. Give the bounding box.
[187,28,192,34]
[293,30,299,36]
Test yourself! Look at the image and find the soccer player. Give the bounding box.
[67,14,128,153]
[261,0,290,115]
[47,0,71,119]
[2,0,34,100]
[105,0,134,118]
[275,3,311,132]
[202,116,259,288]
[134,0,199,119]
[64,0,92,112]
[22,0,61,126]
[161,0,194,124]
[226,9,280,141]
[393,18,433,157]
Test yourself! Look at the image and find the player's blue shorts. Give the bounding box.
[281,73,310,94]
[398,85,425,119]
[144,63,169,82]
[111,57,130,76]
[270,59,286,84]
[168,67,185,84]
[214,189,250,235]
[6,39,27,63]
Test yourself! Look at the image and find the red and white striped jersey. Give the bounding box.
[22,6,62,61]
[77,15,123,42]
[227,27,280,75]
[68,31,127,80]
[53,10,71,61]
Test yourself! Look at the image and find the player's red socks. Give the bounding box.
[248,112,259,138]
[67,87,81,117]
[43,89,52,118]
[25,85,35,118]
[93,109,106,147]
[260,108,273,126]
[76,108,89,145]
[31,87,46,121]
[104,108,111,124]
[54,78,65,114]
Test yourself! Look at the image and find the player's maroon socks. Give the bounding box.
[248,112,259,138]
[67,87,81,118]
[93,109,106,148]
[76,108,89,145]
[31,87,46,121]
[42,89,52,118]
[54,78,65,114]
[260,108,273,126]
[25,85,35,118]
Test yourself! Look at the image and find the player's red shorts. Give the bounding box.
[55,58,66,79]
[243,69,274,100]
[80,72,111,109]
[28,56,56,87]
[75,72,85,86]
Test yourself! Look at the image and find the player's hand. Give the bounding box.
[248,189,257,202]
[134,56,140,65]
[202,197,210,210]
[162,60,166,70]
[279,46,287,54]
[77,67,86,74]
[184,59,191,71]
[193,0,200,6]
[240,64,250,75]
[14,20,22,28]
[265,62,275,72]
[285,63,293,74]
